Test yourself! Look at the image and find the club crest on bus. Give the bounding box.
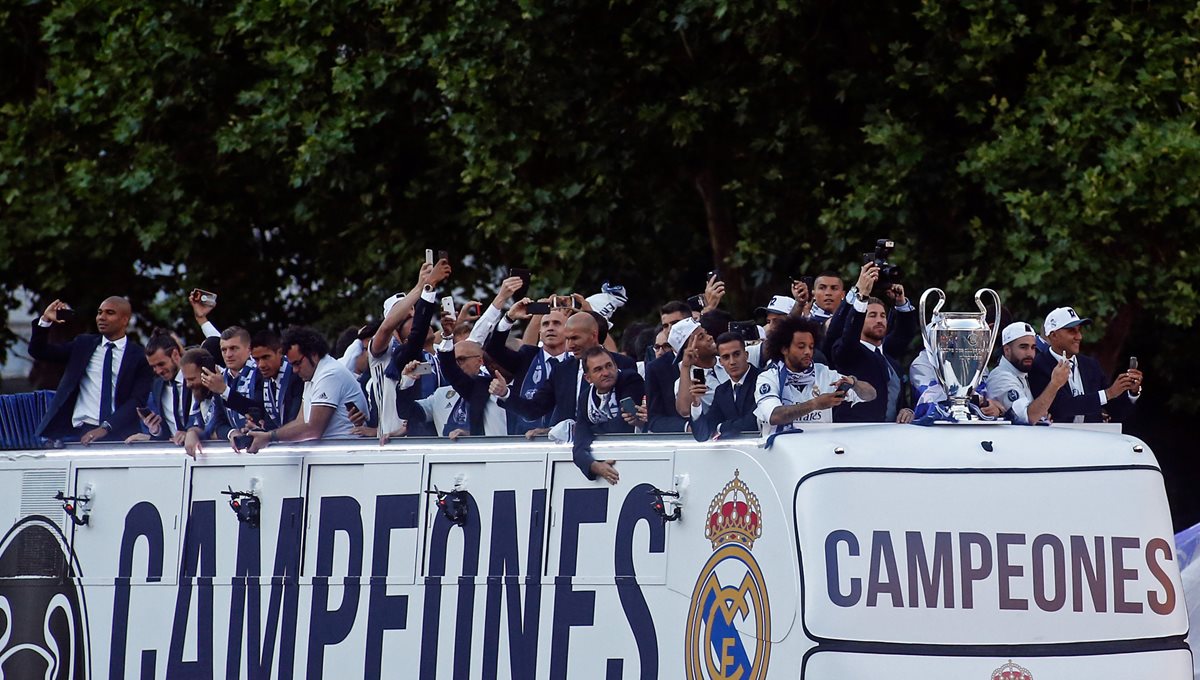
[0,516,91,680]
[685,470,771,680]
[991,660,1033,680]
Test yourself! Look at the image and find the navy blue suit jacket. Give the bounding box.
[223,364,303,430]
[644,353,687,433]
[142,375,194,440]
[691,366,762,441]
[501,351,635,426]
[572,369,645,479]
[29,321,153,441]
[1028,351,1134,423]
[832,304,918,422]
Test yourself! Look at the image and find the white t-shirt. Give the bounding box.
[368,348,405,437]
[303,355,368,438]
[753,361,860,435]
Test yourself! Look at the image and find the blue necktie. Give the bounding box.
[99,342,115,421]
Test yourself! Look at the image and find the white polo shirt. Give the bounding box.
[303,355,368,438]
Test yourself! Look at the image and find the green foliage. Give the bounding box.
[2,0,1198,408]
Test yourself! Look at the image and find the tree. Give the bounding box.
[2,0,1199,414]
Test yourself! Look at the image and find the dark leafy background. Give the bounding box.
[3,0,1198,524]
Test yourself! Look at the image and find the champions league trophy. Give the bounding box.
[918,287,1002,423]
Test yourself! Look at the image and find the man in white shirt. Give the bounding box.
[754,316,876,439]
[397,341,508,439]
[127,330,189,442]
[245,327,367,451]
[1028,307,1143,423]
[30,296,154,444]
[988,322,1070,424]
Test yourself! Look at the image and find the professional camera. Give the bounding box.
[864,239,903,291]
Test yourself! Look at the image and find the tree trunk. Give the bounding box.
[693,166,745,313]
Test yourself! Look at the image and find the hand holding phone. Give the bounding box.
[620,397,637,416]
[56,308,77,322]
[526,302,551,315]
[441,296,456,318]
[691,368,705,385]
[1128,356,1138,371]
[508,268,531,300]
[412,362,434,377]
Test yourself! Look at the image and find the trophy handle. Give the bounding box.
[918,288,946,349]
[975,288,1003,360]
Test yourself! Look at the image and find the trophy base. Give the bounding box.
[929,418,1008,425]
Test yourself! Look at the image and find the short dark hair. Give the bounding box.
[864,296,885,308]
[579,345,611,370]
[698,309,732,340]
[250,330,282,351]
[281,326,330,360]
[764,316,823,363]
[220,326,251,345]
[714,332,746,349]
[660,301,691,317]
[144,328,182,357]
[199,336,225,368]
[814,271,842,282]
[180,347,217,372]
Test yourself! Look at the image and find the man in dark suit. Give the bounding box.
[482,279,571,436]
[691,333,762,441]
[572,346,646,484]
[30,297,153,444]
[213,330,303,432]
[1028,307,1142,423]
[832,263,919,423]
[498,312,634,426]
[127,329,190,442]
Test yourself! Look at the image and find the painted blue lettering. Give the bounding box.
[420,491,481,680]
[307,496,364,680]
[825,530,861,607]
[482,489,546,680]
[365,494,419,680]
[549,488,608,680]
[167,500,217,679]
[109,501,165,680]
[615,483,665,680]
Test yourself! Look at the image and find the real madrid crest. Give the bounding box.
[684,470,771,680]
[991,660,1034,680]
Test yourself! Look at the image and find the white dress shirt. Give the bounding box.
[72,335,128,427]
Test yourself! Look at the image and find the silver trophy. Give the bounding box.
[918,287,1002,422]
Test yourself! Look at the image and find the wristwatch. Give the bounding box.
[99,421,112,433]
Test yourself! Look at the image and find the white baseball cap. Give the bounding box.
[382,293,405,318]
[1043,307,1091,336]
[1001,321,1036,346]
[667,318,701,354]
[755,295,795,316]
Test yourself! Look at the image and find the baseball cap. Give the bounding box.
[667,318,701,354]
[755,295,795,316]
[382,293,405,318]
[1043,307,1091,336]
[1001,321,1036,346]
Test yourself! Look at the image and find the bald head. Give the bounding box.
[564,313,599,354]
[96,296,132,340]
[454,340,485,376]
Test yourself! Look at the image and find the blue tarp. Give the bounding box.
[0,391,53,450]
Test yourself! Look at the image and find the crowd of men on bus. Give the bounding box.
[27,254,1145,482]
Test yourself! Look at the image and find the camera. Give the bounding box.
[863,239,903,291]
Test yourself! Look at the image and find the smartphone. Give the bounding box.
[687,294,705,311]
[344,401,359,413]
[1128,356,1138,371]
[793,275,815,291]
[233,434,253,450]
[437,250,449,263]
[194,288,217,305]
[834,384,850,397]
[691,368,705,384]
[508,267,531,300]
[706,269,720,283]
[728,321,758,340]
[136,406,151,419]
[412,362,434,377]
[55,308,77,322]
[620,397,637,416]
[441,296,456,317]
[526,302,551,315]
[425,249,434,265]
